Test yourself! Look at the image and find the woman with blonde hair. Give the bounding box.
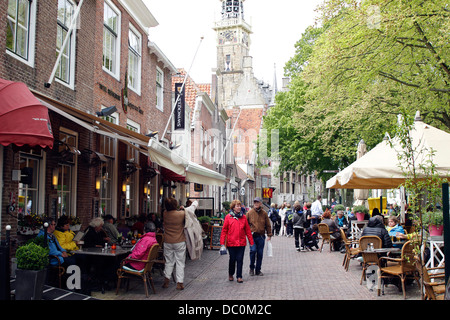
[220,199,254,283]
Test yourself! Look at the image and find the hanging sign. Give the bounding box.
[174,83,185,130]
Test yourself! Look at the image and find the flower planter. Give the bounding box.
[429,225,444,237]
[356,212,365,221]
[15,268,47,300]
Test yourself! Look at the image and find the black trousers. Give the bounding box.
[227,246,246,279]
[294,228,305,249]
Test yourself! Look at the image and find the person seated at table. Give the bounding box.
[131,214,147,235]
[361,215,393,248]
[53,215,79,254]
[386,215,405,248]
[147,212,163,232]
[37,217,77,268]
[321,209,342,250]
[103,214,120,244]
[117,219,130,239]
[335,211,349,229]
[83,217,110,248]
[122,221,158,271]
[371,208,382,217]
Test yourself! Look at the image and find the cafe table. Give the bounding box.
[362,247,401,295]
[73,246,131,293]
[73,246,130,257]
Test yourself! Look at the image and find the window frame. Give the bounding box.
[102,0,121,80]
[6,0,37,68]
[55,0,77,89]
[128,24,142,95]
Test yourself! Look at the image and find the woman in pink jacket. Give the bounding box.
[124,221,158,271]
[220,199,254,283]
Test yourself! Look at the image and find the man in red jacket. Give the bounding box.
[220,199,254,283]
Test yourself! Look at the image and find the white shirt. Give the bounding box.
[311,200,323,217]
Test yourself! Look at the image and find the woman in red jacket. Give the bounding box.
[220,199,254,283]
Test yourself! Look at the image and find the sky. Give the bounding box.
[143,0,323,87]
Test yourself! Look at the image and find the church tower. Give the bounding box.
[214,0,252,110]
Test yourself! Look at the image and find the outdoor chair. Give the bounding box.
[415,262,446,300]
[378,241,420,299]
[116,243,160,297]
[48,255,65,288]
[318,223,339,252]
[151,233,175,281]
[359,236,382,285]
[340,229,360,271]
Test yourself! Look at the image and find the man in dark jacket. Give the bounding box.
[361,216,393,248]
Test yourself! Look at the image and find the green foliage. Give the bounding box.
[422,211,444,228]
[222,201,231,211]
[197,216,211,224]
[353,205,368,214]
[333,204,345,212]
[15,242,49,271]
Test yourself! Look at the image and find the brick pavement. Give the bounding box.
[94,235,422,301]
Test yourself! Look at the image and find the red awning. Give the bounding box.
[0,78,53,149]
[160,166,185,183]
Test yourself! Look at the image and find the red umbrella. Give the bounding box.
[0,78,53,149]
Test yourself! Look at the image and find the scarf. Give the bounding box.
[230,209,243,220]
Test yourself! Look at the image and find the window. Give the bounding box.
[56,0,75,85]
[156,68,164,111]
[225,55,231,71]
[128,26,141,94]
[56,129,77,218]
[18,154,40,216]
[6,0,36,66]
[103,1,120,78]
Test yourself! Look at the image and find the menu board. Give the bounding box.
[210,226,223,250]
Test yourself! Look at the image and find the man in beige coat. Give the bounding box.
[183,200,203,260]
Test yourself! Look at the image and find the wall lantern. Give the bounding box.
[95,176,101,190]
[52,168,59,188]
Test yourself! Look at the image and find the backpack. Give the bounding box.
[269,208,279,222]
[286,209,294,222]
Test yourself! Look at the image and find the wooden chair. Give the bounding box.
[116,243,160,297]
[359,236,382,285]
[318,223,339,252]
[415,262,446,300]
[340,229,360,271]
[48,255,65,288]
[152,233,176,281]
[378,241,420,299]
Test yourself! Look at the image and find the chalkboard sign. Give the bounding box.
[210,226,223,250]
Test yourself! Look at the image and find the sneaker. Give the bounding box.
[296,247,300,252]
[249,269,255,276]
[255,271,264,276]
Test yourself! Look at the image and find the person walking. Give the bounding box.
[268,203,280,236]
[292,202,307,251]
[285,204,294,237]
[246,197,272,276]
[220,199,254,283]
[162,197,190,290]
[278,202,287,236]
[310,195,324,226]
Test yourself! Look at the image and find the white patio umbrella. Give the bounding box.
[326,112,450,190]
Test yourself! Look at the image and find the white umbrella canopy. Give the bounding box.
[327,114,450,190]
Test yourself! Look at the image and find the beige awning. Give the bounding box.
[327,115,450,189]
[185,161,226,187]
[147,139,187,176]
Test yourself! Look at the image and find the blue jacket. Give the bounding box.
[37,229,66,266]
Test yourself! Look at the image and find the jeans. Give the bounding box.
[249,233,265,273]
[228,246,246,279]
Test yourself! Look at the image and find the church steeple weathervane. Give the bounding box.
[221,0,245,20]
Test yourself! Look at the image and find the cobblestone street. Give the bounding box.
[95,235,422,301]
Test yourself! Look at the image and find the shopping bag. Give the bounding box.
[266,240,273,257]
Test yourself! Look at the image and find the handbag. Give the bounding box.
[266,240,273,257]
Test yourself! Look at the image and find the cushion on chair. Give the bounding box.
[123,265,144,273]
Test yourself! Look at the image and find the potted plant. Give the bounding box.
[14,241,49,300]
[423,211,444,236]
[353,205,368,221]
[333,204,345,214]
